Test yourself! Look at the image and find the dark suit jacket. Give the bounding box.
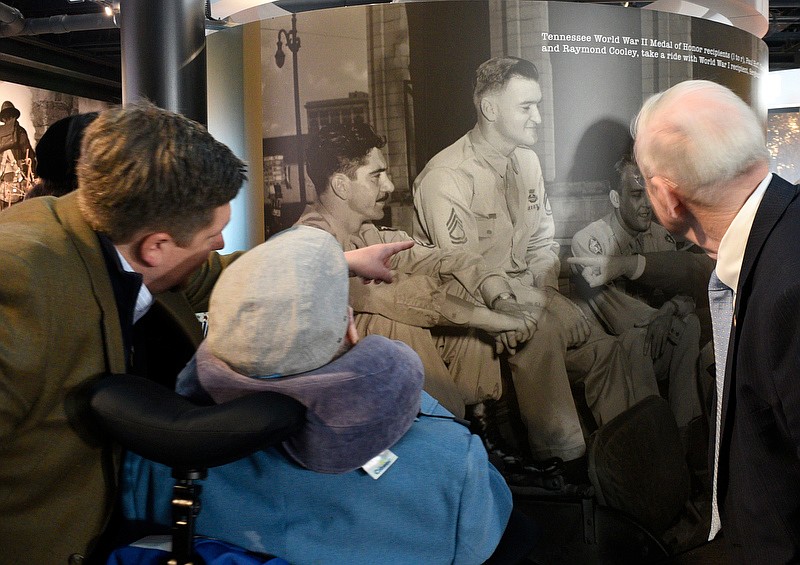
[717,174,800,563]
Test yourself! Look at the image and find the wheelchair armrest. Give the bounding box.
[88,373,305,470]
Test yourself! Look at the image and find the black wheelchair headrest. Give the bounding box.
[88,373,305,470]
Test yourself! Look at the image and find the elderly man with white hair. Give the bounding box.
[632,79,800,563]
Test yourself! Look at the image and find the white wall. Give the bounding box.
[765,69,800,110]
[207,22,266,253]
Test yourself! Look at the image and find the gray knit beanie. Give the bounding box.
[207,225,349,377]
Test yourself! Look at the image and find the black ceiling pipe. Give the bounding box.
[120,0,207,125]
[0,3,118,38]
[0,3,23,35]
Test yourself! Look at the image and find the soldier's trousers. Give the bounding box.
[508,309,635,462]
[618,313,703,429]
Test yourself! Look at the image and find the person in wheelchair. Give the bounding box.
[121,226,536,565]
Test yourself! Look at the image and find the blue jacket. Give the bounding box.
[121,338,512,565]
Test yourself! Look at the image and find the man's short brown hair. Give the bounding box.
[77,102,247,246]
[473,56,539,112]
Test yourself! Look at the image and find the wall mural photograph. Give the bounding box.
[258,1,765,561]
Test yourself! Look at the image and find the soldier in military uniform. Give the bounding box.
[569,155,705,433]
[295,121,536,419]
[413,56,636,477]
[0,101,35,179]
[0,101,36,208]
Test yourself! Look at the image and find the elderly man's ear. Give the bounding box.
[647,176,684,222]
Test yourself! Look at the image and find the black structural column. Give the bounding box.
[120,0,207,125]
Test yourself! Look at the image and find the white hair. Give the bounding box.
[632,80,769,204]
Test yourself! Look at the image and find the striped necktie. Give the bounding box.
[708,269,734,541]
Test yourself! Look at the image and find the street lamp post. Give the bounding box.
[275,13,306,205]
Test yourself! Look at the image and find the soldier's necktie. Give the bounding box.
[630,234,644,255]
[708,269,734,541]
[504,156,519,226]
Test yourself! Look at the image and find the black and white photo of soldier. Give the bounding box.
[568,154,713,446]
[412,56,643,486]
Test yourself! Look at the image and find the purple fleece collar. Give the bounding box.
[193,334,423,474]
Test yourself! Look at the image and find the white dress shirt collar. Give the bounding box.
[715,173,772,294]
[116,249,154,323]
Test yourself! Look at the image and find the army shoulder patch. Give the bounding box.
[589,236,603,255]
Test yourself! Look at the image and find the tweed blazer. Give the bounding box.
[0,193,232,564]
